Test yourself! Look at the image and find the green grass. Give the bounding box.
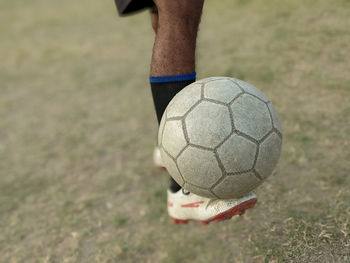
[0,0,349,262]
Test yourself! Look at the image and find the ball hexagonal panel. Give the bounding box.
[185,101,232,148]
[255,132,282,179]
[267,102,283,134]
[231,94,272,140]
[217,134,257,173]
[161,120,187,158]
[160,150,184,186]
[183,183,217,199]
[234,79,269,102]
[204,79,242,103]
[212,172,262,199]
[166,83,202,118]
[177,146,222,189]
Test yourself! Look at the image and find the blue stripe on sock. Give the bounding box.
[149,72,196,83]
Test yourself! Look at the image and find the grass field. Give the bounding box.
[1,0,349,262]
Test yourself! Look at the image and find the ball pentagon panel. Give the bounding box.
[185,101,232,149]
[255,132,282,179]
[204,79,242,104]
[177,146,223,190]
[212,172,262,199]
[231,94,272,141]
[234,78,269,103]
[217,133,257,173]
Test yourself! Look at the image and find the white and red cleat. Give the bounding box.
[153,146,166,171]
[167,189,257,225]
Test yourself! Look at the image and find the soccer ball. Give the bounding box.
[158,77,282,199]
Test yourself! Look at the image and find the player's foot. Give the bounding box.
[153,146,166,170]
[167,189,257,225]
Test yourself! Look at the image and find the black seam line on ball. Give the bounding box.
[232,80,246,93]
[186,181,210,189]
[175,159,185,183]
[162,147,176,162]
[214,150,227,175]
[230,79,245,93]
[245,92,268,103]
[228,92,245,105]
[175,144,190,161]
[252,169,263,180]
[258,129,274,144]
[235,130,259,144]
[181,118,190,143]
[200,83,205,99]
[201,98,228,106]
[182,99,202,119]
[214,132,232,152]
[209,175,225,191]
[227,168,253,176]
[266,102,275,128]
[273,128,283,139]
[228,104,236,132]
[252,145,260,168]
[188,143,213,151]
[166,116,183,121]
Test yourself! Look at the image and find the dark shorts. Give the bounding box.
[115,0,155,16]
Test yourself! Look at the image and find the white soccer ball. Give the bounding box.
[158,77,282,199]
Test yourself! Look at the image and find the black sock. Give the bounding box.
[150,73,196,192]
[169,177,182,193]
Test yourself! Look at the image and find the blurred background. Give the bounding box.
[0,0,349,262]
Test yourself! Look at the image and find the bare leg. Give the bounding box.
[149,1,204,192]
[150,7,158,34]
[150,0,204,76]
